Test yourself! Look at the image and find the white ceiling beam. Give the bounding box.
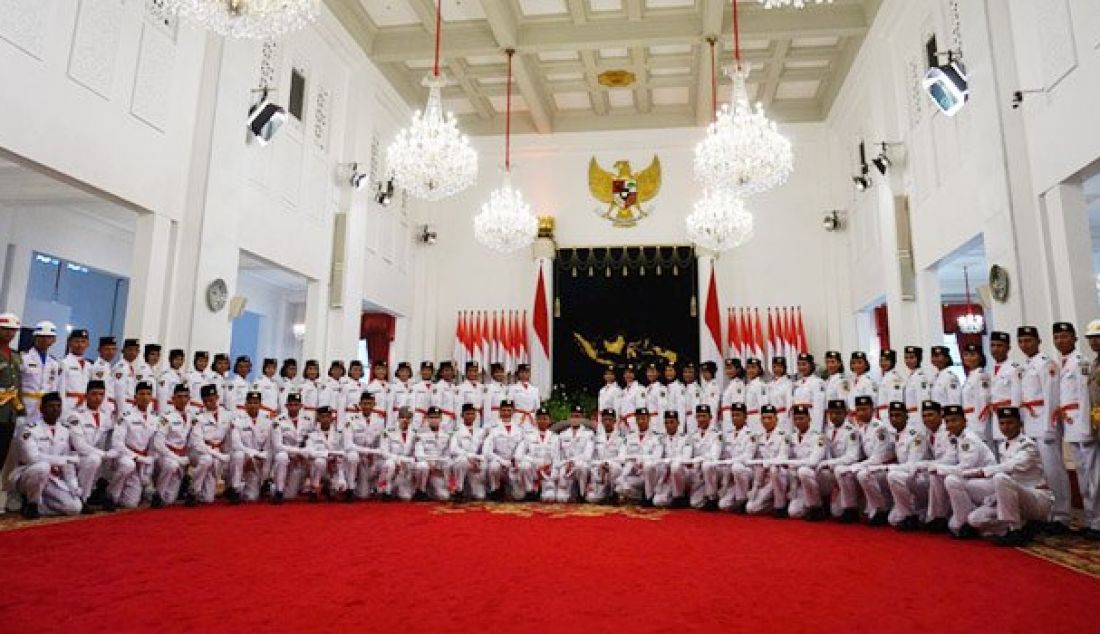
[407,0,442,34]
[630,47,650,114]
[323,0,377,53]
[625,0,643,21]
[761,39,790,108]
[478,0,553,133]
[446,59,495,120]
[580,50,609,115]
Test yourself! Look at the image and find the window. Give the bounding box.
[288,67,306,121]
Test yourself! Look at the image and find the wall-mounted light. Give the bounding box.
[852,141,871,191]
[247,88,287,146]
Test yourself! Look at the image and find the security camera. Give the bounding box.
[418,224,437,245]
[247,89,287,146]
[852,174,871,191]
[1011,88,1045,110]
[923,55,969,117]
[823,210,844,232]
[375,178,395,206]
[346,163,368,190]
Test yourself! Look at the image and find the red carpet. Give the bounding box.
[1,502,1097,633]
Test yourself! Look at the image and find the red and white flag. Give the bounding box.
[532,266,551,392]
[796,306,808,354]
[753,308,765,362]
[702,268,723,368]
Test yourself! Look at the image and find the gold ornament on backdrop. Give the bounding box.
[588,156,661,227]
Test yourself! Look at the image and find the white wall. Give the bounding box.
[417,123,842,361]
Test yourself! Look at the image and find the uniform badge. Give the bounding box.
[981,380,989,389]
[877,430,885,441]
[962,442,970,451]
[848,432,856,441]
[913,437,922,446]
[817,437,825,447]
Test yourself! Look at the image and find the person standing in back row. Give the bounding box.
[1054,322,1098,538]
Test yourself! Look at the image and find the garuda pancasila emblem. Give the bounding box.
[588,156,661,227]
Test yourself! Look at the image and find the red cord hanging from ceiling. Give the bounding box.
[505,48,514,173]
[433,0,442,78]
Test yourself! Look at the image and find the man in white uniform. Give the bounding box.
[108,381,159,509]
[152,384,195,507]
[449,404,488,500]
[587,408,626,504]
[58,328,91,414]
[7,392,83,517]
[1052,322,1098,537]
[414,407,454,500]
[554,405,594,502]
[20,321,60,420]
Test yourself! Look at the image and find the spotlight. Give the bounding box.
[923,52,969,117]
[823,210,844,232]
[375,178,395,206]
[418,224,438,245]
[247,88,287,146]
[872,153,890,176]
[853,140,871,191]
[346,162,368,190]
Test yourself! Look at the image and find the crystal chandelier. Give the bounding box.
[164,0,319,39]
[686,187,755,251]
[694,1,793,196]
[759,0,833,9]
[385,1,477,202]
[956,266,985,334]
[474,50,537,254]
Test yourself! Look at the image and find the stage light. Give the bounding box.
[924,54,968,117]
[375,178,395,206]
[852,174,871,191]
[418,224,438,246]
[872,152,890,176]
[247,89,286,146]
[822,210,844,232]
[344,162,368,190]
[852,140,871,191]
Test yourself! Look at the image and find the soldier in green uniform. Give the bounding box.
[1,312,26,492]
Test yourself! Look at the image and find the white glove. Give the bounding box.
[104,449,119,460]
[961,468,983,478]
[176,456,190,468]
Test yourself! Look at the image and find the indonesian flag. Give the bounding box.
[702,268,722,368]
[470,311,481,369]
[454,312,466,369]
[492,311,501,364]
[511,311,522,365]
[532,264,551,393]
[741,308,752,363]
[727,308,736,360]
[784,307,796,362]
[766,308,776,366]
[796,306,808,353]
[753,308,765,361]
[520,310,529,364]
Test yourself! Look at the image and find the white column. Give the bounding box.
[914,267,944,347]
[302,279,327,363]
[1042,181,1097,330]
[125,212,174,342]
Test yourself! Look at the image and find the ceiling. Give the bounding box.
[330,0,882,134]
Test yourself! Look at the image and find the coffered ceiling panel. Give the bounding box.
[334,0,882,134]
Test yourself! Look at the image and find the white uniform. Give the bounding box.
[554,424,594,502]
[111,359,140,411]
[745,428,790,514]
[378,427,416,500]
[1021,352,1071,525]
[1058,350,1098,530]
[768,376,794,433]
[776,429,827,517]
[482,419,527,499]
[410,379,436,429]
[586,427,627,503]
[653,431,692,507]
[414,427,454,500]
[809,420,861,517]
[688,425,723,508]
[824,373,850,406]
[153,407,194,504]
[449,423,488,499]
[930,368,962,407]
[224,374,251,412]
[253,375,281,416]
[186,369,219,408]
[156,367,186,414]
[516,427,558,501]
[852,422,899,520]
[745,378,769,432]
[835,419,894,516]
[300,425,346,496]
[846,373,877,416]
[615,429,663,501]
[937,429,997,532]
[618,381,646,431]
[6,418,82,515]
[719,378,746,430]
[904,368,933,427]
[885,424,931,526]
[226,412,273,501]
[508,381,541,426]
[188,407,231,503]
[455,380,487,427]
[961,434,1052,535]
[877,369,907,421]
[65,403,115,499]
[19,350,60,419]
[888,425,951,524]
[270,412,315,499]
[721,426,760,511]
[961,369,992,447]
[57,353,91,415]
[90,356,116,408]
[340,410,385,499]
[108,404,159,508]
[989,359,1023,441]
[433,379,460,428]
[598,383,622,423]
[682,382,703,434]
[388,379,413,427]
[792,374,826,433]
[484,380,510,427]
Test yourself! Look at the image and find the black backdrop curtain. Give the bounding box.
[553,246,698,394]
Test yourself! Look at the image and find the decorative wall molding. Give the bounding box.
[906,55,924,130]
[1037,0,1077,89]
[144,0,178,40]
[258,39,279,90]
[130,21,177,132]
[67,0,125,99]
[312,83,331,152]
[0,0,51,60]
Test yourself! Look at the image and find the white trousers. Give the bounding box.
[554,462,588,503]
[1069,440,1100,530]
[855,467,892,518]
[414,459,452,500]
[450,456,488,499]
[1034,435,1072,524]
[380,457,417,500]
[109,456,154,508]
[11,463,82,515]
[154,454,189,504]
[967,473,1052,534]
[585,461,621,503]
[886,466,929,525]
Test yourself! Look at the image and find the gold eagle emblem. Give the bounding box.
[588,156,661,227]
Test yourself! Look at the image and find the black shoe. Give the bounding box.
[271,491,284,505]
[732,501,748,515]
[772,507,789,519]
[344,490,355,503]
[805,506,826,522]
[21,502,40,520]
[80,502,94,515]
[184,494,198,508]
[179,476,193,500]
[150,493,164,509]
[260,479,273,498]
[868,513,889,527]
[839,508,859,524]
[995,529,1030,547]
[101,499,117,513]
[641,499,655,508]
[898,515,920,532]
[1081,528,1100,541]
[224,488,241,505]
[1043,521,1071,536]
[923,518,949,533]
[703,499,719,512]
[308,491,319,504]
[954,524,979,539]
[673,497,691,509]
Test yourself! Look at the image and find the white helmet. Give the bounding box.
[0,312,21,330]
[32,320,58,337]
[1086,319,1100,338]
